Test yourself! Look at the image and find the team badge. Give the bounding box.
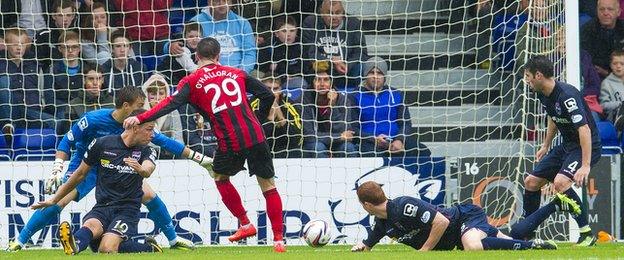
[131,151,141,160]
[554,102,561,115]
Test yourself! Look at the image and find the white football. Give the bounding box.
[302,219,332,247]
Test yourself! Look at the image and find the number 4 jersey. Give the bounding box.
[137,64,274,152]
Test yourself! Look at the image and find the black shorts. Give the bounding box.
[531,144,601,182]
[213,142,275,179]
[83,205,140,239]
[457,204,498,238]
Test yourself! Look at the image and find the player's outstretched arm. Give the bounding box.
[419,212,450,251]
[32,162,91,209]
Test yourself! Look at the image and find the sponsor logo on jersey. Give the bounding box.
[564,98,578,112]
[78,117,89,130]
[572,114,583,123]
[552,116,570,124]
[403,204,418,217]
[420,211,431,223]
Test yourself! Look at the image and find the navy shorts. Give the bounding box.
[531,145,601,182]
[458,204,498,238]
[213,142,275,179]
[83,205,140,239]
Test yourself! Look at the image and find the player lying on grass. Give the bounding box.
[351,181,570,252]
[7,87,213,252]
[32,109,163,254]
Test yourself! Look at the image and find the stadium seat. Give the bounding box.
[595,120,622,154]
[12,128,57,161]
[0,135,12,161]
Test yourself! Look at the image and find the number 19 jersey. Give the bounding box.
[137,64,274,152]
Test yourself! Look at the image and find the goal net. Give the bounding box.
[0,0,581,248]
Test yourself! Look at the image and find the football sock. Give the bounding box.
[18,204,62,244]
[523,190,541,217]
[118,240,154,253]
[145,196,177,242]
[215,180,250,225]
[510,202,556,239]
[263,188,284,241]
[73,227,93,253]
[481,237,533,250]
[562,188,589,228]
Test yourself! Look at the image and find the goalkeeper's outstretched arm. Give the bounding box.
[33,161,91,209]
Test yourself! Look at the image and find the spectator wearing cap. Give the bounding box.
[352,56,431,158]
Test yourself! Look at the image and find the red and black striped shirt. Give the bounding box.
[137,64,273,152]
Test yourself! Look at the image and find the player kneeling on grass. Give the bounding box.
[351,181,557,252]
[32,109,162,255]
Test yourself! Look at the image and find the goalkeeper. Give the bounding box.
[7,87,213,251]
[351,181,562,252]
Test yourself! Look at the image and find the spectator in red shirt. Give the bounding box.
[112,0,172,68]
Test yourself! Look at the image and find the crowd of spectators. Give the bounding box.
[0,0,438,159]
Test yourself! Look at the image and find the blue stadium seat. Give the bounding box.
[12,128,57,161]
[595,120,622,154]
[0,135,11,161]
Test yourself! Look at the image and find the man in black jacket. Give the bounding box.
[580,0,624,78]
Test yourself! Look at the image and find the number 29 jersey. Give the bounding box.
[137,64,274,152]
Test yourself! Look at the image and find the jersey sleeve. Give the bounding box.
[244,74,273,121]
[82,138,102,166]
[562,93,589,129]
[398,197,438,227]
[140,146,158,164]
[57,115,91,154]
[150,130,185,156]
[362,217,386,248]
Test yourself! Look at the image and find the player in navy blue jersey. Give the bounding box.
[351,181,557,252]
[7,87,213,252]
[511,56,601,246]
[33,109,163,254]
[124,37,286,252]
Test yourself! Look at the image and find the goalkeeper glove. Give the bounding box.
[45,158,65,194]
[188,150,215,178]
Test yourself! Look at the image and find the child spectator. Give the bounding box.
[67,63,114,121]
[157,23,201,85]
[300,69,358,158]
[141,74,184,147]
[167,0,256,74]
[0,28,53,140]
[101,30,144,94]
[600,50,624,121]
[250,77,303,158]
[34,0,79,71]
[43,30,85,133]
[258,15,308,92]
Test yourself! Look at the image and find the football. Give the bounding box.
[302,219,332,247]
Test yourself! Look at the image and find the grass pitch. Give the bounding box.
[2,242,622,259]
